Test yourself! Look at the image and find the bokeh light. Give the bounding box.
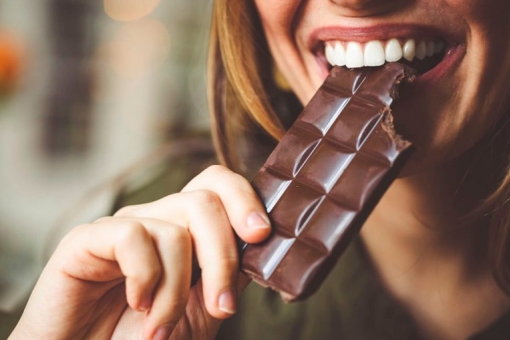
[0,31,23,96]
[98,19,171,77]
[104,0,161,22]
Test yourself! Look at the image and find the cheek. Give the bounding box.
[463,0,510,126]
[254,0,302,33]
[253,0,314,103]
[445,0,502,15]
[445,0,510,31]
[410,0,510,154]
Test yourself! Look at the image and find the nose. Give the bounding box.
[329,0,411,15]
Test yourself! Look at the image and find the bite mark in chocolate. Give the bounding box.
[241,63,417,302]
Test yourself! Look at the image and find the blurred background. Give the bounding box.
[0,0,211,310]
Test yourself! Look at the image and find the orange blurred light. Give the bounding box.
[104,0,161,22]
[99,19,171,78]
[0,31,23,95]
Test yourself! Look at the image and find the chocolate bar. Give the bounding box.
[241,63,416,302]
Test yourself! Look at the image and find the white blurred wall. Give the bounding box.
[0,0,211,309]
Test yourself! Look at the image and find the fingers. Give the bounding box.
[137,219,192,340]
[110,166,269,327]
[182,165,271,244]
[43,166,262,340]
[117,165,271,243]
[91,218,164,311]
[60,219,162,309]
[62,218,193,340]
[178,190,240,318]
[168,273,250,340]
[116,190,242,319]
[114,165,268,319]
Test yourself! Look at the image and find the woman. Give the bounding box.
[9,0,510,339]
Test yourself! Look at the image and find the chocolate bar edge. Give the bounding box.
[240,64,417,301]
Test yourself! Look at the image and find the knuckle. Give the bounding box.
[158,225,190,248]
[204,165,253,196]
[191,189,222,207]
[93,216,111,224]
[117,220,149,243]
[114,205,139,217]
[231,173,253,194]
[131,254,161,283]
[204,165,247,185]
[208,249,239,274]
[129,265,160,286]
[183,165,228,192]
[202,164,228,177]
[220,252,239,271]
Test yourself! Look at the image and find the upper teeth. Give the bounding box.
[325,38,445,68]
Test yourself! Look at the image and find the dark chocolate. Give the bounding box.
[241,63,416,302]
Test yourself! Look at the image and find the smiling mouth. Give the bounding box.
[322,38,446,75]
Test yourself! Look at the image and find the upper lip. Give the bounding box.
[308,24,462,53]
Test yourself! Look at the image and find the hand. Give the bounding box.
[10,165,271,340]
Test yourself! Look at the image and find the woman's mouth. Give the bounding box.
[323,38,447,75]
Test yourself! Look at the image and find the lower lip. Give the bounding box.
[414,44,466,86]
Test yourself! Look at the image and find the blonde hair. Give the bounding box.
[207,0,510,294]
[208,0,285,172]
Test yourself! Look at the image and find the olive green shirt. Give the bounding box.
[2,136,509,339]
[117,137,510,340]
[216,238,510,340]
[0,310,22,339]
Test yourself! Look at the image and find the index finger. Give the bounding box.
[181,165,271,244]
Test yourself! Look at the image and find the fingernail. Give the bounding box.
[218,288,236,314]
[247,212,270,230]
[153,324,174,340]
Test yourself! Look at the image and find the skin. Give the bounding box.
[10,166,271,340]
[9,1,510,340]
[256,0,510,171]
[254,0,510,339]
